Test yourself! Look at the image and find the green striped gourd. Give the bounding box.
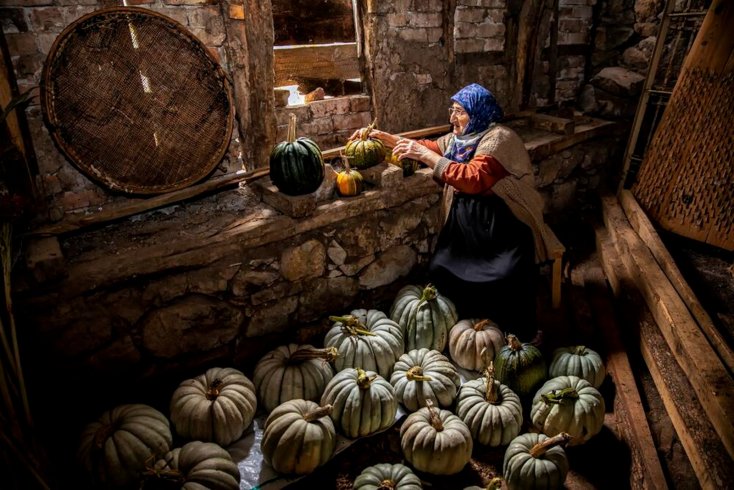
[549,345,606,389]
[494,334,547,402]
[269,113,325,195]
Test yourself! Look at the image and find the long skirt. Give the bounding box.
[428,193,538,341]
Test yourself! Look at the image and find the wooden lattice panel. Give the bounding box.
[632,68,734,250]
[41,7,234,195]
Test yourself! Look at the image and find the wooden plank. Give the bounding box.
[531,113,574,135]
[619,189,734,375]
[589,229,669,490]
[274,43,360,86]
[597,226,734,489]
[600,193,734,462]
[527,119,618,160]
[29,168,270,237]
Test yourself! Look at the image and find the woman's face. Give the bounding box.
[449,103,470,136]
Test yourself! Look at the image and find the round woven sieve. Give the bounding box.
[41,7,234,195]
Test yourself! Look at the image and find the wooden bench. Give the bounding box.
[544,223,566,309]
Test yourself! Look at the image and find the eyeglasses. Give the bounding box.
[448,107,467,117]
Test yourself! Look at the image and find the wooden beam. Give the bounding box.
[619,189,734,375]
[587,230,669,490]
[274,43,360,87]
[600,193,734,462]
[597,225,734,489]
[531,113,574,135]
[28,168,270,237]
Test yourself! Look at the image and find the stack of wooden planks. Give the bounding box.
[596,190,734,489]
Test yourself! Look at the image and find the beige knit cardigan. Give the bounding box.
[434,124,553,263]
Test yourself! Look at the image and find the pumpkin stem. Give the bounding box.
[356,368,377,389]
[361,119,378,140]
[304,404,334,422]
[540,386,579,405]
[206,378,223,400]
[93,424,114,449]
[506,334,523,351]
[574,345,587,355]
[406,366,433,382]
[417,283,438,307]
[486,476,504,490]
[425,399,444,431]
[529,432,572,458]
[473,319,491,331]
[329,315,375,336]
[377,479,397,490]
[141,457,186,488]
[287,113,297,143]
[289,346,339,364]
[484,360,499,404]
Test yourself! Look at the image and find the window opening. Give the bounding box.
[272,0,362,105]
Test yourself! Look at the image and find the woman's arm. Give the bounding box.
[438,154,509,194]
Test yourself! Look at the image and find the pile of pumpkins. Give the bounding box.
[77,283,607,490]
[269,115,419,199]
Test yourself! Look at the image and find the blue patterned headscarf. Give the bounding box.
[445,83,504,163]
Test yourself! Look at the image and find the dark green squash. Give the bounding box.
[494,334,547,402]
[269,113,325,195]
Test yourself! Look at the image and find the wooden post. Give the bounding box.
[220,1,278,170]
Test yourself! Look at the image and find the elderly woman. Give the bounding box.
[360,83,552,343]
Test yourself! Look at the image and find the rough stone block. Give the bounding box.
[359,162,403,189]
[252,177,318,218]
[26,237,66,284]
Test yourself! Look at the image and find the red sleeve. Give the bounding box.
[416,139,442,154]
[441,154,509,195]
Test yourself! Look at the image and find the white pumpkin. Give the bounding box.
[353,463,422,490]
[448,318,505,371]
[170,367,257,447]
[253,343,336,413]
[503,432,571,490]
[390,348,460,412]
[325,309,404,378]
[320,368,398,438]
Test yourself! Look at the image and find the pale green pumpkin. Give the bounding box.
[145,441,240,490]
[390,348,460,412]
[170,367,257,447]
[320,368,398,438]
[530,375,605,446]
[253,343,336,413]
[503,432,571,490]
[261,399,336,475]
[456,362,523,447]
[548,345,606,389]
[353,463,422,490]
[400,400,473,475]
[324,309,404,378]
[389,284,458,351]
[78,403,173,489]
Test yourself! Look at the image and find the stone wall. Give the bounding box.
[2,0,629,221]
